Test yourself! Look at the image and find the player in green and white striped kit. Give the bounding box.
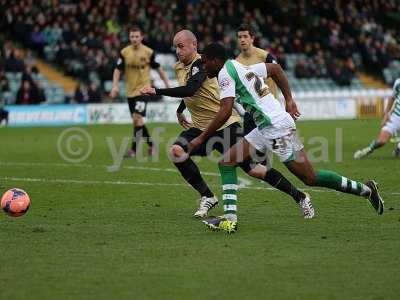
[354,78,400,159]
[188,43,384,233]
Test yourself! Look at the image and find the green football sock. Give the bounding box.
[368,140,383,152]
[218,164,238,222]
[315,170,370,197]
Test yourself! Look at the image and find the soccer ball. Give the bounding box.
[1,188,31,217]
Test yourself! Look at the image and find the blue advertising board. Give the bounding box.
[5,104,87,127]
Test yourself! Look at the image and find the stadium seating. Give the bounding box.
[383,60,400,85]
[2,0,399,102]
[4,71,65,104]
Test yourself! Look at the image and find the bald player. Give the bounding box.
[141,30,314,219]
[110,26,169,157]
[236,23,281,135]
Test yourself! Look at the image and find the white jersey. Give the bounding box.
[218,59,292,131]
[392,78,400,117]
[382,78,400,135]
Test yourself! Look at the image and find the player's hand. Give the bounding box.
[187,136,203,154]
[177,113,191,129]
[286,99,301,120]
[140,85,156,95]
[110,86,119,99]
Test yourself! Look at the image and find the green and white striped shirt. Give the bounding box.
[218,59,292,130]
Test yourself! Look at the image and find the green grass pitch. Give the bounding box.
[0,119,399,299]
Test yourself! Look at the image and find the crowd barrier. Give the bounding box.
[3,89,392,127]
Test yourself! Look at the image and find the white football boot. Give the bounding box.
[299,193,315,219]
[354,147,372,159]
[193,196,218,218]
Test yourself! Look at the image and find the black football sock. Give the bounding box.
[132,126,143,151]
[263,168,305,203]
[174,158,214,198]
[142,125,153,147]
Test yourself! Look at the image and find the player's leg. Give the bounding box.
[126,97,154,157]
[222,123,312,217]
[243,111,269,165]
[203,139,252,233]
[240,126,314,218]
[170,128,217,217]
[354,129,391,159]
[203,137,276,232]
[125,98,138,157]
[354,114,400,159]
[134,97,155,155]
[238,126,306,203]
[285,150,384,214]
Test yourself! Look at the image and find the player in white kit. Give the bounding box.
[354,78,400,159]
[187,43,384,233]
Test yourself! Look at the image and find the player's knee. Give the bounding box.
[169,145,185,158]
[133,114,143,126]
[377,137,389,145]
[245,164,266,179]
[247,168,261,178]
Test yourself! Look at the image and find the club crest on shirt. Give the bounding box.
[220,78,230,89]
[192,66,200,76]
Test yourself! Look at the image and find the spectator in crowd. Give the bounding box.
[35,81,47,103]
[72,83,89,103]
[30,25,46,56]
[0,68,10,93]
[328,57,355,86]
[295,58,311,79]
[16,80,39,105]
[87,82,102,103]
[1,0,399,85]
[4,49,25,72]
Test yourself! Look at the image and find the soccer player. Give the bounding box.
[189,43,384,233]
[110,26,169,157]
[141,30,314,219]
[354,78,400,158]
[235,23,280,135]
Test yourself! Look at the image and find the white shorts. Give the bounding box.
[245,126,304,163]
[382,113,400,136]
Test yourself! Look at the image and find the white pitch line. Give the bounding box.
[1,161,399,196]
[0,161,252,188]
[1,176,400,196]
[0,176,187,187]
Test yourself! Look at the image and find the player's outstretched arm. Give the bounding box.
[187,97,234,153]
[141,60,207,97]
[141,70,206,98]
[266,63,300,120]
